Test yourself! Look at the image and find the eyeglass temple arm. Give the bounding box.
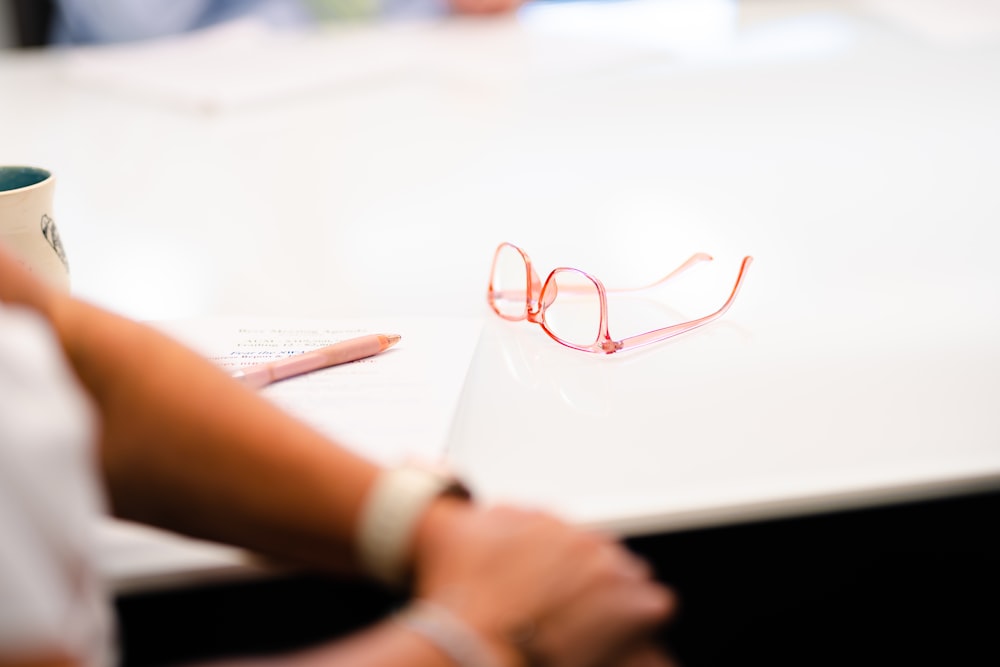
[611,256,753,353]
[491,253,714,303]
[606,252,714,293]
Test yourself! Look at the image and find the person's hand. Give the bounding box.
[0,243,61,317]
[447,0,522,16]
[410,498,678,667]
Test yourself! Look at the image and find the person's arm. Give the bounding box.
[0,260,379,572]
[0,244,677,666]
[0,660,77,667]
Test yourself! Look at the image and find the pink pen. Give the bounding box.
[231,333,401,390]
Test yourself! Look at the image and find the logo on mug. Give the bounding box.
[40,214,68,269]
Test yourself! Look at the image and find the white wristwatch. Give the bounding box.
[356,465,470,586]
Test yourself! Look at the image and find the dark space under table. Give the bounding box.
[117,487,1000,667]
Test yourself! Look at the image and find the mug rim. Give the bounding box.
[0,166,54,194]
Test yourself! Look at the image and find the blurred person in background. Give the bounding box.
[49,0,522,45]
[0,242,677,667]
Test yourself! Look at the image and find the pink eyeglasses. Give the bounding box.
[487,242,753,354]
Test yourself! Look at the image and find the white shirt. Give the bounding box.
[0,304,114,667]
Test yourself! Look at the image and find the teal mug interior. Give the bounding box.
[0,166,52,192]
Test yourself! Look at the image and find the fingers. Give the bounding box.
[525,545,676,667]
[412,502,678,667]
[609,642,683,667]
[496,512,676,667]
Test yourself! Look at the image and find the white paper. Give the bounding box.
[153,316,483,465]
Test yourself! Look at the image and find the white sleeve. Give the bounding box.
[0,304,115,667]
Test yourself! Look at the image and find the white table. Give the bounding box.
[2,0,999,593]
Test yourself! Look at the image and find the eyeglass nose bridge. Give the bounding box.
[525,270,559,322]
[521,265,546,317]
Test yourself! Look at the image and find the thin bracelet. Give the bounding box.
[396,599,506,667]
[356,466,470,586]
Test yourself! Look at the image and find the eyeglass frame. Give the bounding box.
[487,242,753,354]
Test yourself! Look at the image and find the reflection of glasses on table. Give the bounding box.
[487,242,753,354]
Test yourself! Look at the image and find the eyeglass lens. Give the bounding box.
[491,245,604,349]
[541,269,602,348]
[490,244,531,318]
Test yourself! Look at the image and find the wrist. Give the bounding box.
[355,465,471,587]
[410,493,472,576]
[410,503,533,667]
[396,598,525,667]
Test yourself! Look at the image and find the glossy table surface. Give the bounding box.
[2,0,999,590]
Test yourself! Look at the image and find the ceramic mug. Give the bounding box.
[0,166,70,292]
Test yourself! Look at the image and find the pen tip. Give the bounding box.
[384,334,401,349]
